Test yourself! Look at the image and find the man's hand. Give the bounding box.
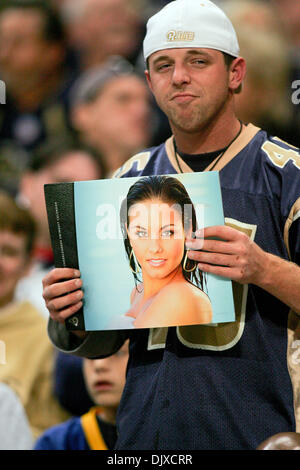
[186,225,300,314]
[42,268,84,325]
[186,225,267,285]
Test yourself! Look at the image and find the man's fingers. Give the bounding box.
[187,238,234,254]
[196,262,245,281]
[188,250,241,267]
[42,267,84,323]
[187,225,248,244]
[43,277,82,300]
[186,226,250,255]
[42,268,81,288]
[47,288,84,312]
[199,225,243,240]
[49,301,83,323]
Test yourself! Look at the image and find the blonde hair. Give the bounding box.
[223,0,292,125]
[236,26,291,125]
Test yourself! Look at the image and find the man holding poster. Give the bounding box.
[43,0,300,450]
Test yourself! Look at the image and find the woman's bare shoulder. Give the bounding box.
[147,281,213,326]
[160,281,210,306]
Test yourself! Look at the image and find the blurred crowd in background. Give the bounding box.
[0,0,299,450]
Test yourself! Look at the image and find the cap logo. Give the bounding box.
[166,30,195,42]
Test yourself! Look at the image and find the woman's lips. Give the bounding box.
[147,259,167,267]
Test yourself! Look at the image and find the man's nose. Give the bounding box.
[171,63,191,87]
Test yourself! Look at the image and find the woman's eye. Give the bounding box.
[161,230,174,238]
[136,230,148,238]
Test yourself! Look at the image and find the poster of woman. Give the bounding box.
[73,172,235,330]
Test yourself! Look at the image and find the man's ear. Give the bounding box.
[229,57,246,94]
[144,69,153,94]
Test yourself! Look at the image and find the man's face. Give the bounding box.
[272,0,300,42]
[145,48,232,135]
[88,75,151,154]
[0,231,30,307]
[0,9,58,88]
[69,0,142,59]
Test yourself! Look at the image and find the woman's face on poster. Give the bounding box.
[127,199,187,280]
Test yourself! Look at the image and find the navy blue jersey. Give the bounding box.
[111,124,300,450]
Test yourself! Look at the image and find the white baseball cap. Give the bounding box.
[143,0,240,62]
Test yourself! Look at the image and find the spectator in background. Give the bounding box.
[0,0,76,194]
[223,0,299,147]
[34,341,129,450]
[0,190,70,440]
[222,0,282,33]
[16,137,105,316]
[70,57,153,176]
[60,0,171,149]
[53,351,94,418]
[272,0,300,67]
[60,0,146,71]
[232,28,298,146]
[15,139,105,419]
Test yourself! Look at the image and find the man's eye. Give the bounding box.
[157,63,171,71]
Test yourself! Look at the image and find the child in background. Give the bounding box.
[0,190,70,439]
[34,341,129,450]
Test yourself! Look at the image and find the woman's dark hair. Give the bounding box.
[120,175,206,291]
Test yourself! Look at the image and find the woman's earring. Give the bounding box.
[129,249,141,274]
[183,249,197,272]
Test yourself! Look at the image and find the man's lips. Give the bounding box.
[171,93,196,103]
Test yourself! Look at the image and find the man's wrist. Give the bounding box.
[252,251,300,313]
[252,249,274,290]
